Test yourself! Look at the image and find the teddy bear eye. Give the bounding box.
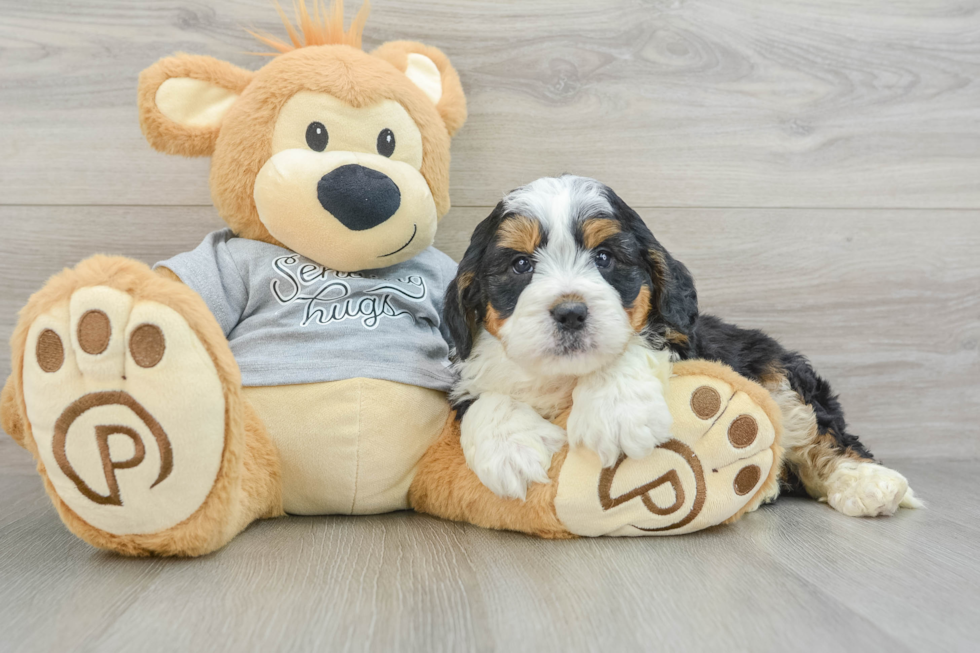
[306,122,328,152]
[377,128,395,157]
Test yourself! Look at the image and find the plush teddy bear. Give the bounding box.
[0,0,467,556]
[1,0,784,555]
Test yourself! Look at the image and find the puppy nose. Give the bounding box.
[551,301,589,331]
[317,164,401,231]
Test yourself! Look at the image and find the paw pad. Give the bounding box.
[691,385,721,419]
[77,309,111,355]
[727,415,758,448]
[36,329,64,373]
[129,324,166,368]
[733,465,761,495]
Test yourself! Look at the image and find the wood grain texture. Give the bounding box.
[1,0,980,208]
[2,205,976,463]
[2,0,980,650]
[0,450,977,652]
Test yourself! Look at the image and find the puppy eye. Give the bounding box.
[512,256,534,274]
[377,128,396,157]
[306,122,328,152]
[594,250,613,269]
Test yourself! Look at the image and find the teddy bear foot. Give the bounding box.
[1,256,282,556]
[554,360,783,536]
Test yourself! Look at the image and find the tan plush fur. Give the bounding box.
[154,266,182,283]
[138,55,254,158]
[410,359,784,537]
[3,256,283,556]
[409,415,575,539]
[372,41,468,137]
[0,374,25,448]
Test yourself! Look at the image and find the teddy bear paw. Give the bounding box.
[19,283,227,536]
[554,367,779,536]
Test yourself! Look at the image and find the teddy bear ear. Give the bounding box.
[372,41,467,137]
[138,54,254,157]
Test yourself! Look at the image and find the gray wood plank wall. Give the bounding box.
[2,3,980,652]
[1,0,978,468]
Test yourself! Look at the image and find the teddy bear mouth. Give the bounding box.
[379,223,418,258]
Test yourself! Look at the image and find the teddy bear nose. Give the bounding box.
[316,164,402,231]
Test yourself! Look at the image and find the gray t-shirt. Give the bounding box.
[156,229,458,390]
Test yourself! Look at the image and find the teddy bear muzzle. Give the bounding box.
[253,148,438,272]
[316,164,401,232]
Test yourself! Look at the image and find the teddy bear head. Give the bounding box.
[137,0,466,271]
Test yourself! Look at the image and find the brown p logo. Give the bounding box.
[597,439,706,532]
[52,391,173,506]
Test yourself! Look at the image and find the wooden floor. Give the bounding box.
[0,439,977,652]
[1,0,979,651]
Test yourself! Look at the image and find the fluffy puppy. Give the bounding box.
[446,175,922,517]
[445,176,677,499]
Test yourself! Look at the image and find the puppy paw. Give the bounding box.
[899,486,926,510]
[460,393,565,500]
[567,376,673,467]
[826,461,919,517]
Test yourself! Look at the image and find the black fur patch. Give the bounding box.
[600,187,699,338]
[481,240,540,321]
[444,204,544,360]
[574,218,648,308]
[452,398,475,422]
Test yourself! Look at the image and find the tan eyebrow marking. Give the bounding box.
[582,218,621,250]
[496,215,542,254]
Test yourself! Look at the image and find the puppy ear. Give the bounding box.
[443,272,479,361]
[138,54,254,157]
[443,203,507,359]
[603,187,698,339]
[645,240,698,339]
[372,41,467,137]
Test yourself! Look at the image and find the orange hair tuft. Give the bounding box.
[247,0,370,55]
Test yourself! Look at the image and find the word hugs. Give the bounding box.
[271,255,428,329]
